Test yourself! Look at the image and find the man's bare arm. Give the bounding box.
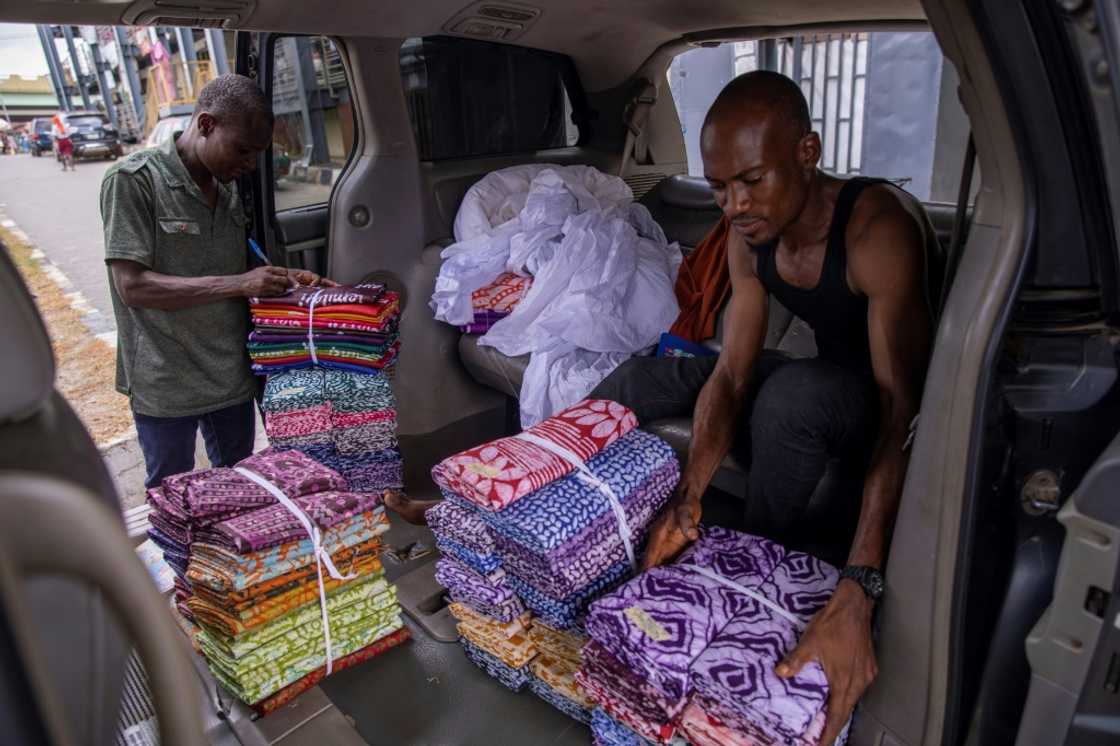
[681,234,770,502]
[110,261,335,311]
[777,203,931,746]
[846,208,931,571]
[642,229,769,568]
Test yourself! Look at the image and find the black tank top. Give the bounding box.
[755,178,885,375]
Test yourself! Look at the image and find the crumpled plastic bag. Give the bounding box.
[432,164,682,426]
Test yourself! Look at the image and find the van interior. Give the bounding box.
[0,0,1119,745]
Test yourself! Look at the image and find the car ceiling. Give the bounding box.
[0,0,925,89]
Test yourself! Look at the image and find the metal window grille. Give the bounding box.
[777,33,869,175]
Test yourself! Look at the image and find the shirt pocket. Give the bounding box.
[156,216,207,276]
[158,218,201,236]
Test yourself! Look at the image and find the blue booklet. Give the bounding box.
[656,332,718,359]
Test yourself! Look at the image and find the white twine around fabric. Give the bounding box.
[686,564,804,629]
[233,466,358,674]
[305,288,326,366]
[512,432,637,572]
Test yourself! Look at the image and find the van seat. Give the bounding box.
[457,174,819,499]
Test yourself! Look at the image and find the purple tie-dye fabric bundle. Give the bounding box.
[583,526,840,745]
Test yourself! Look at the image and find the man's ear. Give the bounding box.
[797,132,822,172]
[196,112,216,137]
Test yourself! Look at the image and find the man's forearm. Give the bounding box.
[845,408,913,570]
[680,367,750,502]
[120,270,245,311]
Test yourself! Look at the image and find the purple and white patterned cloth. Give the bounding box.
[161,449,347,520]
[435,555,527,623]
[584,526,840,745]
[577,641,681,743]
[585,527,785,704]
[426,499,498,556]
[196,490,382,553]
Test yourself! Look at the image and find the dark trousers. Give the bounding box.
[589,352,878,566]
[134,399,257,489]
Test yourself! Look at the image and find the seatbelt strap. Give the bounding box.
[618,78,659,178]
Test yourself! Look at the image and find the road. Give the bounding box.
[0,154,334,338]
[0,152,117,336]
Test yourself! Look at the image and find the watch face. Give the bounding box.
[866,570,885,600]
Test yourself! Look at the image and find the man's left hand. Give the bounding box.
[775,579,877,746]
[286,269,340,287]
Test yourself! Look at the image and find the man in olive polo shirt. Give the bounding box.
[101,74,329,488]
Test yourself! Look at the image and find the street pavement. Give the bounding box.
[0,152,117,336]
[0,154,335,339]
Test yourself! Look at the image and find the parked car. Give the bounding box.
[143,114,190,149]
[28,117,53,156]
[55,111,124,160]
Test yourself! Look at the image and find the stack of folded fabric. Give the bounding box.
[427,399,678,714]
[451,601,537,691]
[527,620,594,723]
[249,283,400,375]
[579,526,841,746]
[458,271,532,334]
[145,448,409,711]
[433,399,678,630]
[262,367,402,495]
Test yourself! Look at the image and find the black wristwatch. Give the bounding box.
[840,565,885,602]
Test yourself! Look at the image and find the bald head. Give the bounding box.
[699,71,820,246]
[702,71,810,147]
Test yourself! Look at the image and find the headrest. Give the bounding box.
[655,175,719,211]
[0,245,56,423]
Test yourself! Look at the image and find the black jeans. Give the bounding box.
[590,352,878,566]
[134,399,257,489]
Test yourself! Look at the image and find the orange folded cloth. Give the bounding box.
[669,217,731,343]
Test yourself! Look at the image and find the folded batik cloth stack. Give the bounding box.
[249,283,400,375]
[453,600,538,691]
[440,428,678,628]
[580,526,842,746]
[428,399,678,721]
[261,367,402,495]
[145,449,348,618]
[458,272,533,334]
[188,505,406,706]
[146,448,409,708]
[527,622,594,724]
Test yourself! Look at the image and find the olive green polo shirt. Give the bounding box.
[101,135,256,418]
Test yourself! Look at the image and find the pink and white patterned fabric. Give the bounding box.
[471,272,533,313]
[265,405,333,439]
[431,399,639,511]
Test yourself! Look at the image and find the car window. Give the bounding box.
[669,31,976,204]
[270,36,357,212]
[399,36,580,161]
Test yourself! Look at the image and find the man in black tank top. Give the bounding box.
[590,71,932,742]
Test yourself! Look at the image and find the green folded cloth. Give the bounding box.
[199,603,401,680]
[200,575,393,659]
[209,617,406,704]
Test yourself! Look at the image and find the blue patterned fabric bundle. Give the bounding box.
[261,369,401,496]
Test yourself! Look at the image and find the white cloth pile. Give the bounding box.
[431,164,681,427]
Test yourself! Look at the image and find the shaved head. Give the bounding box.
[699,71,821,246]
[702,71,811,144]
[185,73,274,184]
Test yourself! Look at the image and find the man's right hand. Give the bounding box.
[641,490,702,570]
[240,266,291,297]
